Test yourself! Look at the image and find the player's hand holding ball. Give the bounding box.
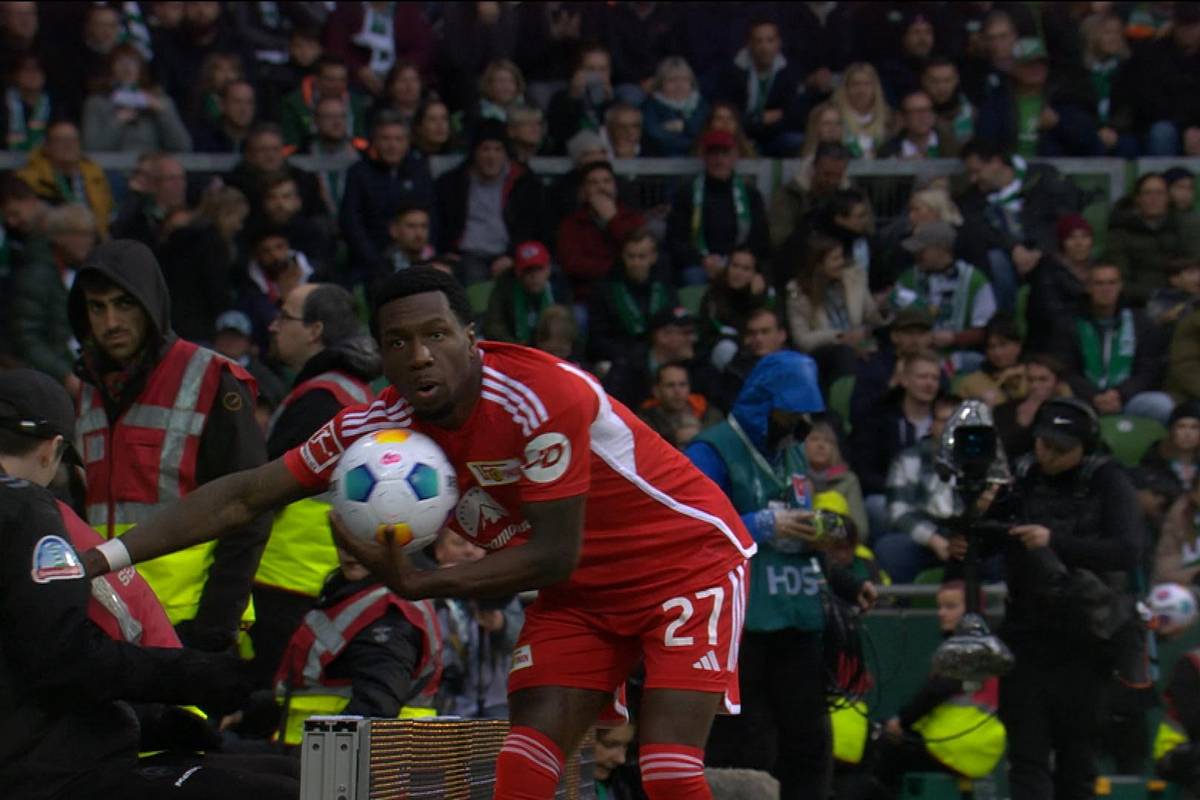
[330,510,421,598]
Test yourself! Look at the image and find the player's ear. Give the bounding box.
[464,320,478,349]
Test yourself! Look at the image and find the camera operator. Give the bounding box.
[957,397,1143,800]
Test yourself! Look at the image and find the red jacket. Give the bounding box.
[555,206,645,302]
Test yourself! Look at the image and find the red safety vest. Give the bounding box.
[266,369,374,440]
[76,338,257,624]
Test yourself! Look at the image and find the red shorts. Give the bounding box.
[508,562,749,714]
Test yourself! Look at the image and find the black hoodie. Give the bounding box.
[68,240,271,651]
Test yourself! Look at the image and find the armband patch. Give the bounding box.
[31,535,85,584]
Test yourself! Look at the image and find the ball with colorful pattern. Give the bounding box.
[331,428,459,553]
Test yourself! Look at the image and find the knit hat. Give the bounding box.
[1055,213,1093,246]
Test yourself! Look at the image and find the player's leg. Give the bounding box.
[638,687,724,799]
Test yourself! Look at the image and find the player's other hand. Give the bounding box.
[774,510,818,543]
[329,511,421,599]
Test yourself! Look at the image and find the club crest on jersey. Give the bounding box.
[468,459,522,487]
[301,421,343,474]
[521,432,571,484]
[455,487,509,537]
[31,535,85,584]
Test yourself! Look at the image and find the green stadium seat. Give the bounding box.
[1099,415,1167,468]
[678,284,706,315]
[910,567,946,609]
[829,375,855,430]
[467,280,494,315]
[900,772,965,800]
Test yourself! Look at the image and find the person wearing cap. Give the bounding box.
[976,36,1104,159]
[1134,401,1200,539]
[1106,172,1200,306]
[211,309,287,413]
[340,109,436,279]
[848,306,937,431]
[1057,261,1174,424]
[434,118,546,287]
[247,283,382,686]
[1129,2,1200,156]
[711,19,805,156]
[687,351,876,800]
[483,240,570,346]
[555,160,645,304]
[0,368,303,800]
[1023,213,1093,354]
[69,239,269,652]
[666,125,769,287]
[893,220,996,367]
[962,396,1142,800]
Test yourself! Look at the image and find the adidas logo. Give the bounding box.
[691,650,721,671]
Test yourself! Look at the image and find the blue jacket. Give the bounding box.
[641,95,710,157]
[686,350,824,542]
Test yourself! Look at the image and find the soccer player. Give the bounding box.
[81,267,757,800]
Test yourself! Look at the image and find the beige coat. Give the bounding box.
[785,265,882,352]
[1155,494,1200,586]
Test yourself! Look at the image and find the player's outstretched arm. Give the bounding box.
[333,495,586,600]
[82,458,310,577]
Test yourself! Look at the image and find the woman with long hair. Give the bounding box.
[83,43,192,152]
[832,62,892,159]
[692,101,757,157]
[411,95,460,156]
[377,60,424,126]
[475,59,526,123]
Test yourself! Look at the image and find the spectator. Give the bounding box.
[225,122,325,223]
[603,306,699,409]
[993,353,1071,463]
[157,186,247,343]
[9,203,93,385]
[17,119,113,236]
[777,3,858,101]
[82,43,191,154]
[893,221,996,368]
[959,9,1019,106]
[59,4,122,119]
[638,362,724,448]
[921,57,975,150]
[1133,402,1200,538]
[697,247,770,365]
[1106,173,1200,305]
[544,129,611,242]
[606,1,680,106]
[189,51,245,134]
[211,309,287,415]
[340,110,435,280]
[849,307,935,432]
[588,229,676,371]
[1169,306,1200,405]
[474,59,526,123]
[832,62,892,159]
[280,55,367,149]
[532,303,583,364]
[507,104,545,163]
[1080,13,1138,157]
[601,102,643,160]
[411,96,457,157]
[162,3,254,122]
[1155,470,1200,586]
[382,204,434,274]
[1023,213,1093,355]
[321,1,434,97]
[712,19,805,156]
[956,315,1027,408]
[874,393,963,582]
[556,161,645,303]
[434,120,545,286]
[192,79,256,154]
[0,53,50,151]
[852,350,943,505]
[1147,258,1200,330]
[1059,262,1173,424]
[877,185,970,292]
[0,171,50,258]
[804,418,869,538]
[483,240,569,346]
[812,188,886,290]
[0,2,40,77]
[880,90,960,159]
[710,306,789,414]
[697,100,758,157]
[261,173,337,279]
[975,37,1103,158]
[302,96,369,214]
[1167,167,1197,215]
[958,139,1081,312]
[436,2,520,114]
[547,41,614,154]
[786,233,883,384]
[373,60,423,129]
[236,226,315,352]
[877,10,937,105]
[769,140,851,250]
[800,102,846,160]
[666,128,769,286]
[593,722,644,799]
[513,2,587,109]
[1130,3,1200,155]
[110,154,188,248]
[226,3,327,74]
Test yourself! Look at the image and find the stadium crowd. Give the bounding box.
[4,1,1200,798]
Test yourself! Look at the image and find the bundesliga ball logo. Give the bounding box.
[332,429,459,553]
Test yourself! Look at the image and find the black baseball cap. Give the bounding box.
[0,368,80,463]
[1033,398,1095,451]
[648,306,696,334]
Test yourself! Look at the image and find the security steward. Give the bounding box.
[70,239,270,651]
[966,397,1143,800]
[0,368,301,800]
[249,282,380,686]
[687,351,877,800]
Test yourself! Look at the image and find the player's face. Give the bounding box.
[378,291,478,424]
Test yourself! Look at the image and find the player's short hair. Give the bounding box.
[371,266,473,335]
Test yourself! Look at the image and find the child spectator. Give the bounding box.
[483,241,569,346]
[992,353,1071,463]
[594,722,644,799]
[832,62,892,159]
[642,57,708,157]
[804,420,869,537]
[956,315,1026,408]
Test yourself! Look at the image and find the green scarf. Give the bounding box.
[691,175,751,257]
[951,97,975,141]
[5,89,48,151]
[1015,94,1043,158]
[1089,59,1118,123]
[1076,309,1135,390]
[512,281,553,344]
[610,279,671,337]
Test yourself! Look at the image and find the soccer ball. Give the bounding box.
[331,429,459,553]
[1147,583,1199,633]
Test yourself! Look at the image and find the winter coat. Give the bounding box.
[785,266,881,352]
[434,160,545,255]
[8,240,73,380]
[81,92,192,154]
[340,149,435,275]
[1105,206,1200,305]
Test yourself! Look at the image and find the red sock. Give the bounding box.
[493,726,564,800]
[639,744,712,799]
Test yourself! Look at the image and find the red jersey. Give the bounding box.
[285,342,755,607]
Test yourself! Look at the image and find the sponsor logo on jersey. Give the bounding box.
[301,420,343,474]
[510,644,533,672]
[468,459,522,486]
[31,535,85,584]
[521,432,571,484]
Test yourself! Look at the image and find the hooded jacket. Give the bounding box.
[68,240,271,650]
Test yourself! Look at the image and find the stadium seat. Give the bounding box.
[899,771,966,800]
[678,284,707,315]
[467,280,494,316]
[829,375,855,431]
[910,567,946,609]
[1095,776,1150,800]
[1099,415,1167,468]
